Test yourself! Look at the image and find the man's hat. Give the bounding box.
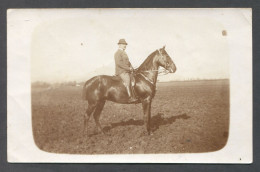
[118,39,128,45]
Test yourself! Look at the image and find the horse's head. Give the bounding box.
[156,46,177,73]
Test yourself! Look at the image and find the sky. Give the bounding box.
[28,9,233,83]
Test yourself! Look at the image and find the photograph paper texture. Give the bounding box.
[7,8,252,163]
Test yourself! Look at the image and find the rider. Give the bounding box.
[114,39,137,102]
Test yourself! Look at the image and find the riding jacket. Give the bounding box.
[114,49,133,75]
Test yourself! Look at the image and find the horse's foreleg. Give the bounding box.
[93,101,106,134]
[84,103,96,136]
[142,98,152,135]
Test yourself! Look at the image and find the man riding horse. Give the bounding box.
[114,39,137,102]
[83,43,176,135]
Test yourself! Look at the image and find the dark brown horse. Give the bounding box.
[82,46,176,135]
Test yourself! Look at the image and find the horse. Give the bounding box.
[82,46,176,135]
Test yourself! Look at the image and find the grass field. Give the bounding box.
[32,79,229,154]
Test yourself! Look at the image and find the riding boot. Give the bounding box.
[126,86,138,102]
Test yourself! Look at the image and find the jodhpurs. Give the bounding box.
[119,72,131,87]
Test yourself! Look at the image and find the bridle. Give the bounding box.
[135,49,171,85]
[158,49,171,71]
[139,50,170,74]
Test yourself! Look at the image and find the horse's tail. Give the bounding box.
[82,76,98,100]
[82,81,88,100]
[82,76,105,101]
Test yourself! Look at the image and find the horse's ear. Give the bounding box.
[163,45,166,49]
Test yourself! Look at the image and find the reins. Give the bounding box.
[133,69,169,86]
[132,49,171,85]
[134,49,170,76]
[141,69,170,76]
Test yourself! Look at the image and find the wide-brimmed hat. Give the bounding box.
[118,39,128,45]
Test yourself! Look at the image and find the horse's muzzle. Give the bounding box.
[168,64,176,73]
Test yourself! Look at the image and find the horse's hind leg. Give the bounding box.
[84,102,96,136]
[93,101,106,134]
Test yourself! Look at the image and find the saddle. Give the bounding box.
[112,73,138,100]
[112,73,136,87]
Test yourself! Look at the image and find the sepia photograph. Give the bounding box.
[7,8,252,163]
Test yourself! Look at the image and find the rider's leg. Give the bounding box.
[119,72,136,101]
[120,72,131,97]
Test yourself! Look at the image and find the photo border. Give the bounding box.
[1,0,259,171]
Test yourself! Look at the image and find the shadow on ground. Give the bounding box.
[103,113,190,132]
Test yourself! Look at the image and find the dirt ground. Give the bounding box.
[32,79,229,154]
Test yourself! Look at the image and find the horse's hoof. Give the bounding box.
[101,130,111,136]
[148,131,153,136]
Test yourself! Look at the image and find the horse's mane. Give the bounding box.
[136,50,158,72]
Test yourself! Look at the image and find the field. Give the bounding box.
[32,79,229,154]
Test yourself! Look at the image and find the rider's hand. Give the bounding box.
[130,67,134,72]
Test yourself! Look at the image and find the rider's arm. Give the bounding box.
[115,51,131,71]
[122,52,134,71]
